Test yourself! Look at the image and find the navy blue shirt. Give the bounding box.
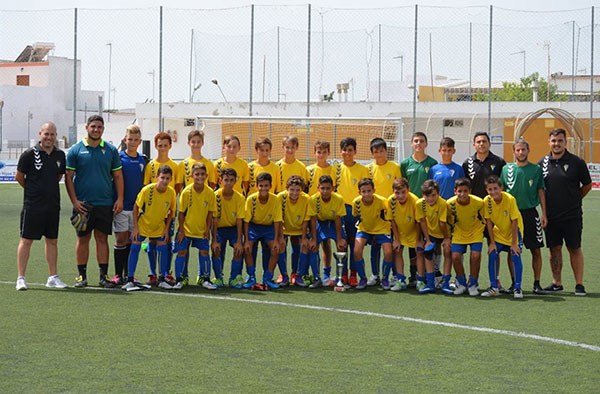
[119,151,147,211]
[429,162,465,200]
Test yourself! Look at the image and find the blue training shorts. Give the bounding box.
[133,235,166,243]
[451,242,483,254]
[248,222,275,243]
[356,231,392,245]
[316,220,346,244]
[176,236,209,252]
[216,226,238,246]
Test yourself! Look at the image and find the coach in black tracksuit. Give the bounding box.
[463,132,506,199]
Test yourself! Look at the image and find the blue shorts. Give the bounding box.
[248,222,275,243]
[451,242,483,254]
[176,237,209,252]
[216,226,238,247]
[416,235,443,252]
[343,204,358,239]
[494,232,523,254]
[356,231,392,245]
[316,220,346,244]
[133,235,166,243]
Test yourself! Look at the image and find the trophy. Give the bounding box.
[333,251,347,292]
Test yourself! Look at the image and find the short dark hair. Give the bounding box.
[223,135,241,146]
[187,129,204,142]
[473,131,490,143]
[340,137,357,150]
[220,167,237,179]
[318,175,333,186]
[440,137,455,148]
[157,165,173,177]
[549,128,567,138]
[411,132,428,143]
[257,172,272,185]
[87,115,104,125]
[421,179,439,196]
[358,177,374,190]
[393,177,409,191]
[314,140,330,152]
[370,137,387,152]
[454,178,472,189]
[286,175,305,189]
[484,175,502,187]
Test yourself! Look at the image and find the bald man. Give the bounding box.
[15,122,68,290]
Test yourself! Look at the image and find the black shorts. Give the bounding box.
[520,208,544,250]
[20,208,60,240]
[544,217,582,249]
[74,205,114,237]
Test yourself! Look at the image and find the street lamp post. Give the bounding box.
[393,55,404,82]
[147,70,155,102]
[106,42,112,121]
[510,50,526,78]
[27,110,33,146]
[191,83,201,103]
[211,79,229,104]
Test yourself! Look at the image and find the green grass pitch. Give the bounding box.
[1,183,599,393]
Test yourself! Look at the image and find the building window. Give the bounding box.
[16,75,30,86]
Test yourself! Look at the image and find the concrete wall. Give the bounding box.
[0,62,49,87]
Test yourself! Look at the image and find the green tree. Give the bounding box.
[473,72,567,102]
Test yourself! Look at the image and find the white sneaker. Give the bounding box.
[172,281,183,290]
[158,280,173,290]
[16,277,27,291]
[121,281,140,291]
[468,285,479,297]
[389,275,398,285]
[202,280,217,290]
[366,274,380,286]
[322,277,335,287]
[46,275,68,288]
[453,284,467,295]
[390,281,407,292]
[481,287,499,297]
[308,280,322,289]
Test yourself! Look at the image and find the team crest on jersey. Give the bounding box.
[528,179,533,187]
[165,201,169,208]
[268,214,272,220]
[204,200,208,208]
[490,164,496,171]
[449,169,455,177]
[352,178,357,185]
[407,216,412,222]
[296,215,301,222]
[387,173,392,179]
[563,164,569,172]
[56,160,61,168]
[504,210,508,216]
[424,167,430,173]
[330,209,335,216]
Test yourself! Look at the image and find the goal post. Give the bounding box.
[195,115,404,164]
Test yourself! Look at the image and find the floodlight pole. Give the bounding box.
[488,5,493,135]
[590,6,595,162]
[72,7,77,146]
[412,4,418,134]
[106,42,112,122]
[159,5,163,132]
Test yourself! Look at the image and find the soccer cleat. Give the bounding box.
[279,275,290,287]
[349,273,359,287]
[196,276,203,286]
[146,274,158,286]
[74,276,87,288]
[16,277,27,291]
[381,279,391,290]
[503,285,515,295]
[158,279,173,290]
[434,272,443,289]
[229,275,245,289]
[544,283,564,293]
[480,287,500,297]
[575,284,587,296]
[441,282,454,295]
[172,281,184,290]
[290,272,297,285]
[99,276,116,288]
[367,274,380,287]
[182,276,189,287]
[322,277,335,287]
[355,279,368,290]
[418,285,436,294]
[513,288,523,299]
[213,278,225,288]
[251,283,268,291]
[264,280,281,290]
[202,280,218,290]
[276,274,284,284]
[110,275,123,286]
[165,273,176,286]
[453,284,467,295]
[533,283,548,295]
[407,278,417,289]
[46,275,68,289]
[121,281,138,291]
[243,275,257,289]
[308,280,322,289]
[295,276,308,288]
[390,280,407,292]
[416,281,426,292]
[389,275,398,285]
[468,285,479,297]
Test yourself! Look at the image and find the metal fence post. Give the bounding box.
[159,6,163,132]
[378,23,382,102]
[249,4,255,159]
[572,20,576,101]
[72,7,77,146]
[412,4,418,134]
[488,5,493,135]
[469,22,472,95]
[277,26,280,103]
[307,4,311,118]
[590,6,595,162]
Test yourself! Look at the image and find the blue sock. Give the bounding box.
[157,244,169,277]
[469,275,478,286]
[183,253,189,277]
[395,273,406,281]
[247,265,256,277]
[166,244,173,274]
[174,254,185,280]
[488,250,499,288]
[417,275,425,282]
[252,244,259,270]
[298,252,309,276]
[309,252,320,280]
[199,254,211,279]
[382,260,393,279]
[356,259,367,280]
[263,270,273,283]
[278,252,288,276]
[370,245,380,276]
[127,243,141,279]
[391,263,398,276]
[442,274,451,286]
[511,252,523,289]
[291,243,300,273]
[457,275,467,287]
[212,256,223,280]
[262,246,271,273]
[147,243,157,275]
[230,258,243,280]
[323,266,332,279]
[426,272,436,288]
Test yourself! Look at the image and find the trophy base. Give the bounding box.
[334,286,346,292]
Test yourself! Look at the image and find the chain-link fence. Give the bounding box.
[0,5,597,159]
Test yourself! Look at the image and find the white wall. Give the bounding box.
[0,63,49,87]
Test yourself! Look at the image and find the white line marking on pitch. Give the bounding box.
[3,281,599,353]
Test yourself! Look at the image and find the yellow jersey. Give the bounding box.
[276,158,308,193]
[214,157,250,195]
[135,183,176,238]
[144,158,178,189]
[177,156,216,188]
[388,192,419,248]
[367,161,402,199]
[307,192,346,222]
[335,161,371,205]
[215,188,246,228]
[178,184,217,238]
[248,160,280,195]
[306,163,337,196]
[352,194,390,235]
[483,192,524,246]
[278,190,310,236]
[446,195,485,244]
[244,192,283,225]
[415,196,448,239]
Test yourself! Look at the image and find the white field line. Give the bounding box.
[3,281,599,353]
